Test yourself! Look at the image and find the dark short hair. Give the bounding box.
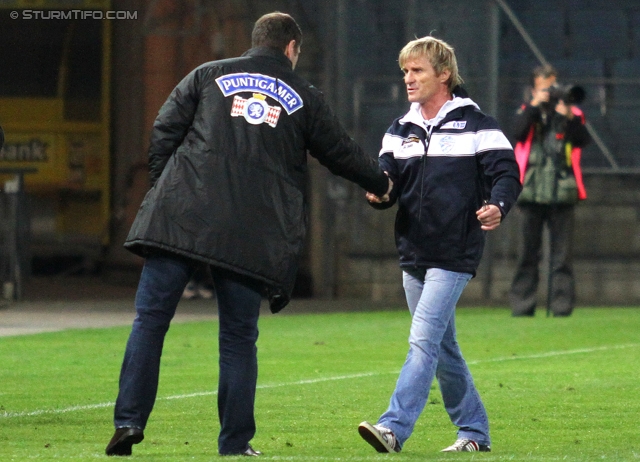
[251,12,302,51]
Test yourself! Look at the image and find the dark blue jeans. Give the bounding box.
[113,253,262,455]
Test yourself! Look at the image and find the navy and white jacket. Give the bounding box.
[373,88,521,275]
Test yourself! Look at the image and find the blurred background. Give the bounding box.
[0,0,639,306]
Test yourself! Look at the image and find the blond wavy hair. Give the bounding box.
[398,36,463,92]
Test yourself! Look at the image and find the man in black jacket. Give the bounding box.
[106,12,391,457]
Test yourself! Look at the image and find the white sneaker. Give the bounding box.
[441,438,491,452]
[358,421,401,453]
[182,282,198,299]
[197,285,214,299]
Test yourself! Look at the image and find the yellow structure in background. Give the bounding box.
[0,0,112,254]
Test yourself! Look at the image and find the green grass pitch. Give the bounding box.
[1,306,639,460]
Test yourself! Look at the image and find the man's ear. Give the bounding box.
[439,68,452,85]
[284,40,300,69]
[284,40,297,59]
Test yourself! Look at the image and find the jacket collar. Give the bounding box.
[242,46,293,70]
[399,89,480,129]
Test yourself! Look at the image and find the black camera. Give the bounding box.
[548,84,586,106]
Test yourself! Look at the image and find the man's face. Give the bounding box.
[402,54,450,105]
[532,74,557,104]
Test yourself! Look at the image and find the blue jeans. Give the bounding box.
[113,253,262,455]
[377,268,489,447]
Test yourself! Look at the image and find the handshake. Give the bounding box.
[364,171,502,231]
[366,172,393,204]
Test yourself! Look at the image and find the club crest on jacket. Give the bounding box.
[439,135,456,153]
[231,94,282,127]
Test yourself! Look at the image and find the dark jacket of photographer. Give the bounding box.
[513,102,590,204]
[124,47,389,312]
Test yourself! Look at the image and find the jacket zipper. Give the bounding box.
[416,124,432,267]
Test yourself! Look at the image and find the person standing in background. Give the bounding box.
[509,65,590,317]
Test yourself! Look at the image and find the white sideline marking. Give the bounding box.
[2,343,638,419]
[0,372,381,419]
[466,343,640,365]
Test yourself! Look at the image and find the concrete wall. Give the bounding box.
[336,173,640,306]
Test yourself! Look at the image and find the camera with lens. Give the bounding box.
[548,83,586,106]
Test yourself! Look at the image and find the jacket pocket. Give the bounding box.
[555,171,578,204]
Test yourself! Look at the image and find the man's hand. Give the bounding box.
[367,173,393,203]
[366,191,387,203]
[476,203,501,231]
[530,86,550,107]
[555,99,574,119]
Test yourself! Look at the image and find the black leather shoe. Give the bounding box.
[105,427,144,456]
[243,445,262,456]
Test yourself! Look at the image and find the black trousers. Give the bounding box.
[509,204,576,316]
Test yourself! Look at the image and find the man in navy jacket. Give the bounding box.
[358,36,520,454]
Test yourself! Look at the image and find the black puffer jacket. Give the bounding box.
[125,47,388,312]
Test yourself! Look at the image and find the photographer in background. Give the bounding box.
[509,64,590,317]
